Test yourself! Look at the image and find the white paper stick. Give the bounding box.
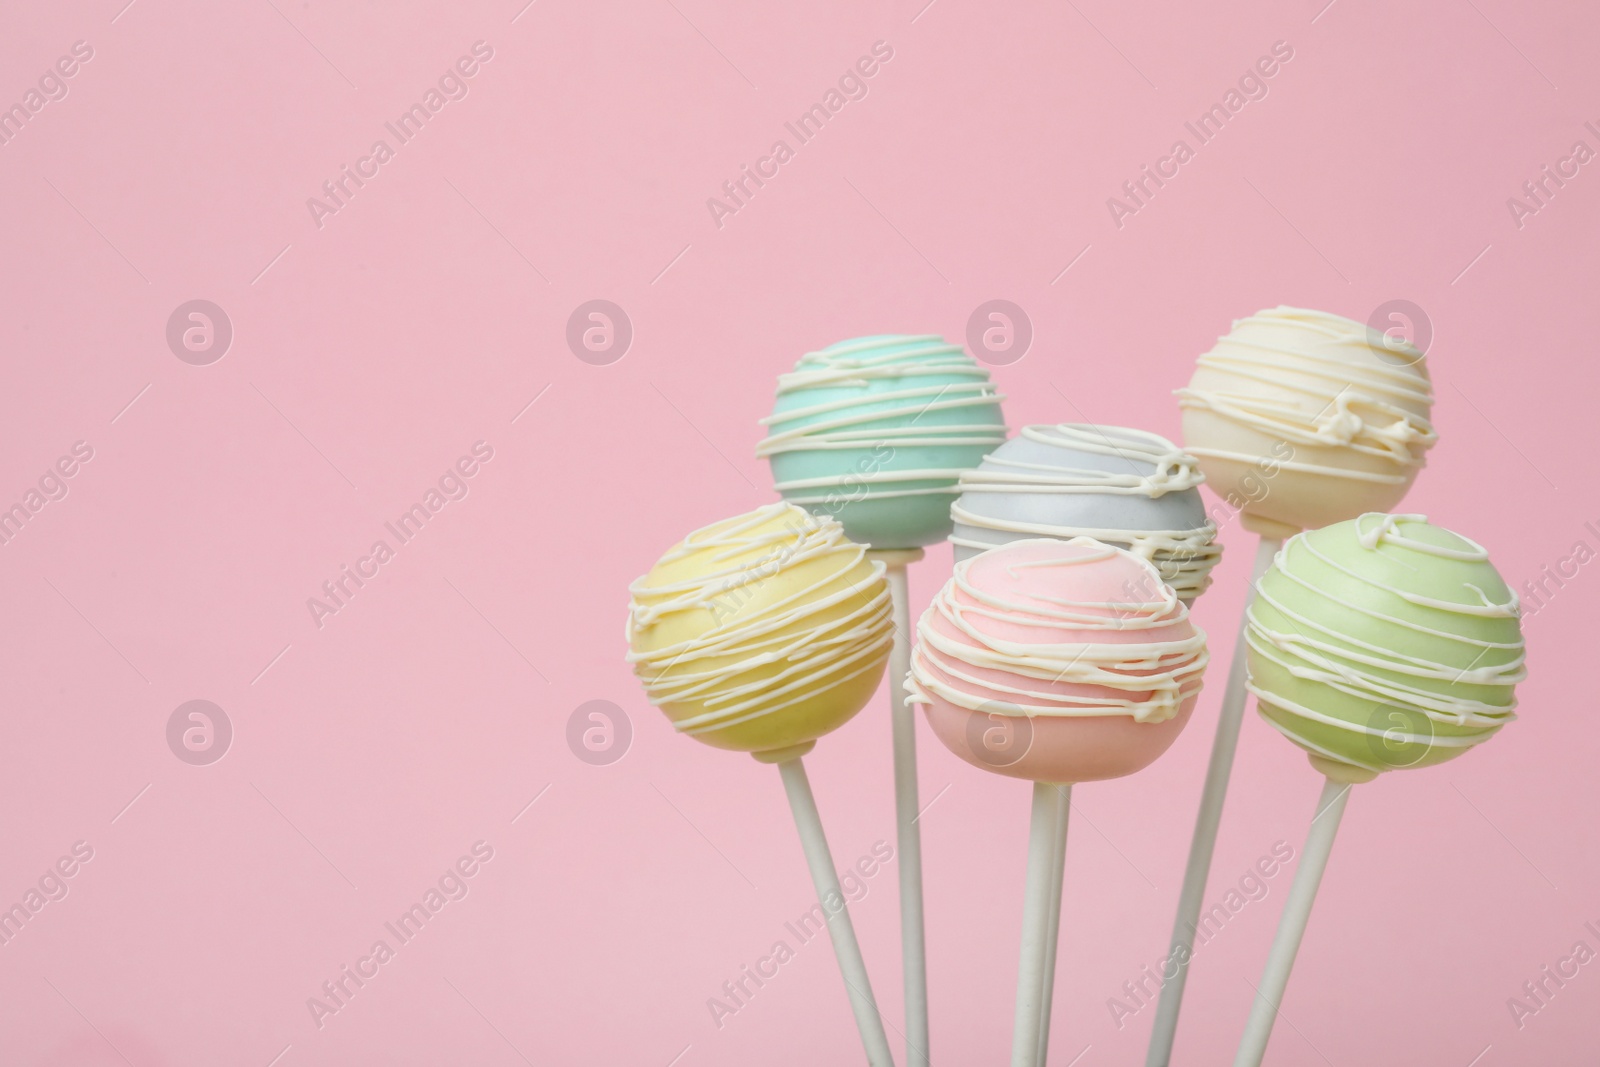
[1145,535,1280,1066]
[1036,784,1071,1066]
[1012,781,1063,1067]
[872,549,930,1067]
[1233,777,1351,1067]
[778,756,897,1066]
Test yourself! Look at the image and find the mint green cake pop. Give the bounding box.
[1245,513,1525,782]
[756,335,1007,548]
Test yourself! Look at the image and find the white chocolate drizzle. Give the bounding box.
[627,503,893,736]
[1245,513,1525,772]
[1175,307,1438,485]
[950,424,1221,599]
[756,335,1007,503]
[907,538,1209,724]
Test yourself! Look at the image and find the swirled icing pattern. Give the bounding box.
[1245,514,1525,779]
[627,503,893,753]
[1177,307,1438,533]
[909,538,1208,724]
[757,335,1007,548]
[950,424,1221,602]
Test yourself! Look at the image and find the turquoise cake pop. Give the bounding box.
[757,335,1007,548]
[757,332,1006,1065]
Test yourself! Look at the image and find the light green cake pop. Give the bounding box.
[1245,513,1526,782]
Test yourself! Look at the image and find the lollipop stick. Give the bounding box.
[870,548,930,1067]
[1233,777,1351,1067]
[1035,784,1071,1066]
[1146,535,1280,1067]
[1012,781,1070,1067]
[778,755,897,1067]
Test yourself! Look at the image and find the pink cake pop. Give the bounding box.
[908,538,1209,1066]
[911,538,1208,783]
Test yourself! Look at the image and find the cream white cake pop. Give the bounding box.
[1149,306,1438,1067]
[1176,306,1436,538]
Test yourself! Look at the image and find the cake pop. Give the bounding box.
[757,333,1007,549]
[1232,514,1524,1066]
[1246,513,1522,780]
[758,332,1007,1066]
[908,537,1209,1066]
[950,423,1221,602]
[1176,306,1436,539]
[1148,306,1438,1067]
[626,502,896,1064]
[949,422,1221,1056]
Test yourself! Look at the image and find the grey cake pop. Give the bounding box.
[950,424,1221,603]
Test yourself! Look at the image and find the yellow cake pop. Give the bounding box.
[627,502,893,756]
[627,502,898,1064]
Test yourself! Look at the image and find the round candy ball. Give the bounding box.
[627,503,893,756]
[1246,514,1525,783]
[909,537,1209,784]
[1177,307,1437,538]
[950,423,1221,603]
[757,334,1007,548]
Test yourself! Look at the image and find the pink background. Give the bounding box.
[2,0,1596,1064]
